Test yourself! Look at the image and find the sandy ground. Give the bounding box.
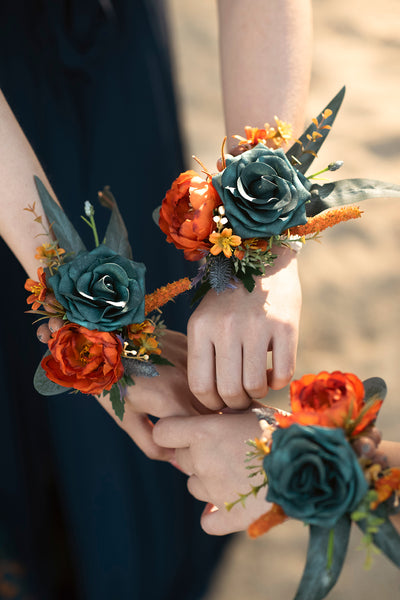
[166,1,400,599]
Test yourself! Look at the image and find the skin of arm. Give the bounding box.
[0,89,58,279]
[187,0,313,409]
[0,89,203,460]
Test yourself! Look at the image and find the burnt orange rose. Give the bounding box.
[159,170,221,261]
[42,323,124,395]
[276,371,382,436]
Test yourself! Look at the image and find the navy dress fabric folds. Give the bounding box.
[0,1,227,598]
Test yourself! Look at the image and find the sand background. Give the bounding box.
[166,1,400,598]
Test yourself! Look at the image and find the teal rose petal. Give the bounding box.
[49,245,146,331]
[213,144,310,238]
[264,425,368,528]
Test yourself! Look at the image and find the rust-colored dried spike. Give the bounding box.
[145,277,192,316]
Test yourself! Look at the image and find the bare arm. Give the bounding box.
[187,1,312,408]
[0,89,57,278]
[218,0,312,148]
[0,90,202,459]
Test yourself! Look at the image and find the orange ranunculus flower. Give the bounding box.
[276,371,383,436]
[42,323,124,395]
[159,170,221,261]
[25,267,48,310]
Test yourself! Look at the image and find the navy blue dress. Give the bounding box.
[0,1,227,598]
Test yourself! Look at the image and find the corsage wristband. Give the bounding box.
[24,179,191,420]
[231,371,400,600]
[156,88,400,301]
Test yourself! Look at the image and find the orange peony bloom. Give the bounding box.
[42,323,124,395]
[276,371,383,436]
[159,170,221,261]
[24,267,48,310]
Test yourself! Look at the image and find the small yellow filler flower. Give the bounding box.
[209,228,242,258]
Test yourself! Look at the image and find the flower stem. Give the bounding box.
[81,215,100,247]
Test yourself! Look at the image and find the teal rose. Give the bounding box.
[212,145,311,239]
[49,245,146,331]
[264,424,368,528]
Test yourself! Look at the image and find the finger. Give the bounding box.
[200,504,248,536]
[268,325,298,390]
[153,416,195,449]
[48,316,64,334]
[187,474,209,502]
[215,343,251,409]
[124,371,200,419]
[216,153,233,172]
[242,337,269,400]
[174,447,195,476]
[96,393,174,461]
[187,335,224,411]
[121,411,175,461]
[37,323,51,344]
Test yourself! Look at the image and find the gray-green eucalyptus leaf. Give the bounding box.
[294,516,351,600]
[34,176,87,256]
[306,178,400,217]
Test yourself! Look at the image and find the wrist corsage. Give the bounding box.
[24,178,191,420]
[157,88,400,300]
[233,371,400,600]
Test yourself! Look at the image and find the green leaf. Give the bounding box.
[237,266,263,293]
[99,187,133,259]
[33,352,71,395]
[109,384,125,421]
[294,515,352,600]
[362,377,387,403]
[287,87,346,174]
[306,178,400,217]
[356,506,400,568]
[150,355,174,367]
[34,176,87,256]
[152,205,161,226]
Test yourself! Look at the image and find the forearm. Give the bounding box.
[217,0,313,146]
[0,89,57,278]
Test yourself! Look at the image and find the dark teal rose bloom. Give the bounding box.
[212,144,311,239]
[264,424,368,528]
[49,245,146,331]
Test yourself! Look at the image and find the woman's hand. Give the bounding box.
[187,245,301,410]
[153,410,272,535]
[37,320,206,461]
